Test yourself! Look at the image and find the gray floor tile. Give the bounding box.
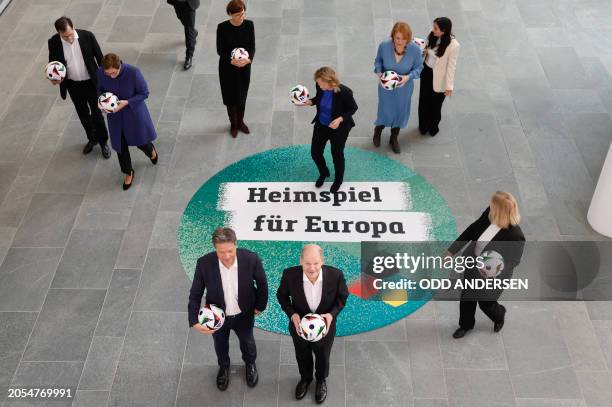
[0,312,37,398]
[536,47,591,89]
[72,390,110,407]
[51,229,123,289]
[94,269,141,337]
[12,193,83,248]
[9,361,84,407]
[78,337,123,391]
[445,368,514,407]
[133,248,190,312]
[23,289,106,362]
[107,16,152,43]
[176,363,245,407]
[0,248,62,312]
[108,312,188,407]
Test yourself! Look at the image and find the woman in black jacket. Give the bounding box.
[300,67,358,193]
[217,0,254,138]
[444,191,526,339]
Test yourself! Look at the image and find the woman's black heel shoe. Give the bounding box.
[123,170,135,191]
[149,146,158,165]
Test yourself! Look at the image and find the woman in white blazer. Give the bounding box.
[418,17,460,136]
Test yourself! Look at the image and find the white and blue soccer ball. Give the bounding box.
[479,250,505,278]
[231,47,249,61]
[290,84,309,105]
[45,61,66,81]
[98,92,119,113]
[380,70,400,90]
[198,304,225,331]
[299,313,327,342]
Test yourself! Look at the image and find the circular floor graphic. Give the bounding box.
[178,145,456,336]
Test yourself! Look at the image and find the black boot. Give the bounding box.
[237,105,250,134]
[227,106,238,138]
[389,127,400,154]
[373,125,384,147]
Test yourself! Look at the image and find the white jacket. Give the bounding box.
[430,38,460,93]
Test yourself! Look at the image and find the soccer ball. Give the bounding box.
[45,61,66,81]
[413,37,426,51]
[299,313,327,342]
[98,92,119,113]
[479,250,505,278]
[290,84,309,105]
[380,70,401,90]
[231,47,249,61]
[198,304,225,331]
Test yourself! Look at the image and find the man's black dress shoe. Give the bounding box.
[83,141,96,155]
[330,181,341,193]
[295,379,311,400]
[315,172,329,188]
[452,327,471,339]
[315,379,327,404]
[184,56,193,70]
[216,366,229,391]
[101,143,111,159]
[494,305,506,332]
[245,363,258,387]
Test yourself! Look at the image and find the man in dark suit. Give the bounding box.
[188,227,268,390]
[167,0,200,70]
[277,244,349,404]
[48,16,110,158]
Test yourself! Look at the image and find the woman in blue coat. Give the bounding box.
[97,53,158,190]
[373,22,423,154]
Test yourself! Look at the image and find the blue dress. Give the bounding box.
[96,63,157,152]
[374,39,423,128]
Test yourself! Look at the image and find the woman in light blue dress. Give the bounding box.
[373,22,423,154]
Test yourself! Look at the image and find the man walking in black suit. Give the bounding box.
[277,244,349,404]
[167,0,200,70]
[188,227,268,390]
[48,16,110,158]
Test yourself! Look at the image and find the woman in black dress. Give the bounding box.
[217,0,255,138]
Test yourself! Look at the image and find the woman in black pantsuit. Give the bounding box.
[444,191,526,339]
[217,0,254,138]
[418,17,460,136]
[300,67,358,193]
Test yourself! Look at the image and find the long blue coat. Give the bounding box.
[96,63,157,152]
[374,39,423,128]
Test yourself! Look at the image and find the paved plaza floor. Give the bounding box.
[0,0,611,406]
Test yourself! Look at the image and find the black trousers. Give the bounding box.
[418,65,446,133]
[311,123,350,184]
[171,2,197,57]
[290,322,336,381]
[65,79,108,145]
[116,132,154,175]
[459,299,506,329]
[212,313,257,367]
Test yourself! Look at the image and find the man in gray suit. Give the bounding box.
[167,0,200,70]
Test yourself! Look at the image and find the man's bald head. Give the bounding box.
[300,244,324,281]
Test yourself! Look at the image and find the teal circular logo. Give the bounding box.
[178,145,456,336]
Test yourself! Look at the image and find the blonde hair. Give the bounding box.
[390,22,413,42]
[489,191,520,229]
[314,66,341,92]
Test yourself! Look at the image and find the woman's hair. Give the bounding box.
[314,66,341,92]
[101,53,121,70]
[226,0,246,15]
[426,17,453,58]
[489,191,521,229]
[390,22,413,43]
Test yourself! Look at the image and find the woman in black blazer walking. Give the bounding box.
[300,67,358,193]
[217,0,254,138]
[444,191,525,339]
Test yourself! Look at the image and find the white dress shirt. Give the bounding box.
[61,30,90,81]
[303,269,323,313]
[474,224,501,256]
[219,258,241,316]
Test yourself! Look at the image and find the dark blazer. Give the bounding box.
[448,207,526,299]
[48,29,103,100]
[310,84,358,130]
[167,0,200,10]
[188,248,268,327]
[276,265,349,330]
